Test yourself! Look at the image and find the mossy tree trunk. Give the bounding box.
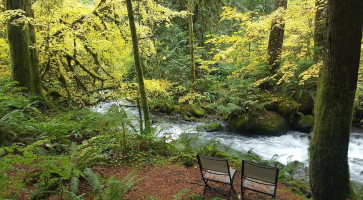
[313,0,326,61]
[267,0,287,73]
[188,0,196,91]
[6,0,42,95]
[309,0,362,199]
[126,0,152,134]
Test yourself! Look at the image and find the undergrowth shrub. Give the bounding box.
[351,183,363,200]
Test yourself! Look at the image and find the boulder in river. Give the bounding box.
[172,104,206,118]
[293,114,314,133]
[228,111,289,135]
[197,122,223,132]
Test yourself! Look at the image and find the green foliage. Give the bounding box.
[0,82,147,198]
[181,153,194,167]
[84,168,102,194]
[70,175,79,194]
[213,78,266,117]
[172,189,191,200]
[187,194,205,200]
[350,183,363,200]
[104,171,141,200]
[2,0,360,198]
[151,188,191,200]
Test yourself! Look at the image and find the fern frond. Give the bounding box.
[70,175,79,194]
[83,168,102,194]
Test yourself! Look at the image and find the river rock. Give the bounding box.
[297,92,314,115]
[172,105,206,118]
[228,111,289,135]
[183,116,196,122]
[277,98,300,118]
[296,114,314,132]
[291,113,314,133]
[196,122,223,132]
[189,105,206,117]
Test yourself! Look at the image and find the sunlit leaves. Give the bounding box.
[299,61,321,86]
[206,0,317,89]
[0,38,9,80]
[178,92,206,105]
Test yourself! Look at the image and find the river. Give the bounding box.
[91,100,363,185]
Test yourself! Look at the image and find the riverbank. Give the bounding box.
[1,87,362,199]
[93,100,363,186]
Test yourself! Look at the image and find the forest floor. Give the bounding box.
[89,164,307,200]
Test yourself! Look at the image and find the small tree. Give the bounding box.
[126,0,152,134]
[188,0,196,91]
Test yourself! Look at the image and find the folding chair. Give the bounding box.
[241,160,279,200]
[197,154,236,199]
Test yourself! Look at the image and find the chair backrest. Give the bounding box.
[242,161,279,184]
[197,154,229,173]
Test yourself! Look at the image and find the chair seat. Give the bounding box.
[243,177,275,195]
[204,168,236,184]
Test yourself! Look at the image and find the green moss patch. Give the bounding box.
[228,111,289,135]
[196,122,223,132]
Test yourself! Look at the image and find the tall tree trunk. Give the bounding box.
[309,0,362,199]
[313,0,326,61]
[126,0,152,134]
[188,0,196,91]
[267,0,287,73]
[6,0,42,95]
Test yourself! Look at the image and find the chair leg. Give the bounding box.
[228,185,232,200]
[203,180,209,196]
[241,188,245,200]
[231,185,236,193]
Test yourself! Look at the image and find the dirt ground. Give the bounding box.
[92,164,306,200]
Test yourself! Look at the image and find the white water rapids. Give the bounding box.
[91,100,363,185]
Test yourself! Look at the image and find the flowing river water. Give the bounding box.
[91,100,363,185]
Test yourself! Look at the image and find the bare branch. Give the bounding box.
[62,51,106,82]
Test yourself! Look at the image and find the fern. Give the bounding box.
[83,168,102,194]
[118,171,143,198]
[70,175,79,194]
[61,187,85,200]
[149,189,191,200]
[172,189,191,200]
[103,177,123,200]
[102,171,142,200]
[30,178,59,200]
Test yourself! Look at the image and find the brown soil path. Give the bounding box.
[93,164,306,200]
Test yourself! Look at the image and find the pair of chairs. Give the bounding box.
[197,154,279,200]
